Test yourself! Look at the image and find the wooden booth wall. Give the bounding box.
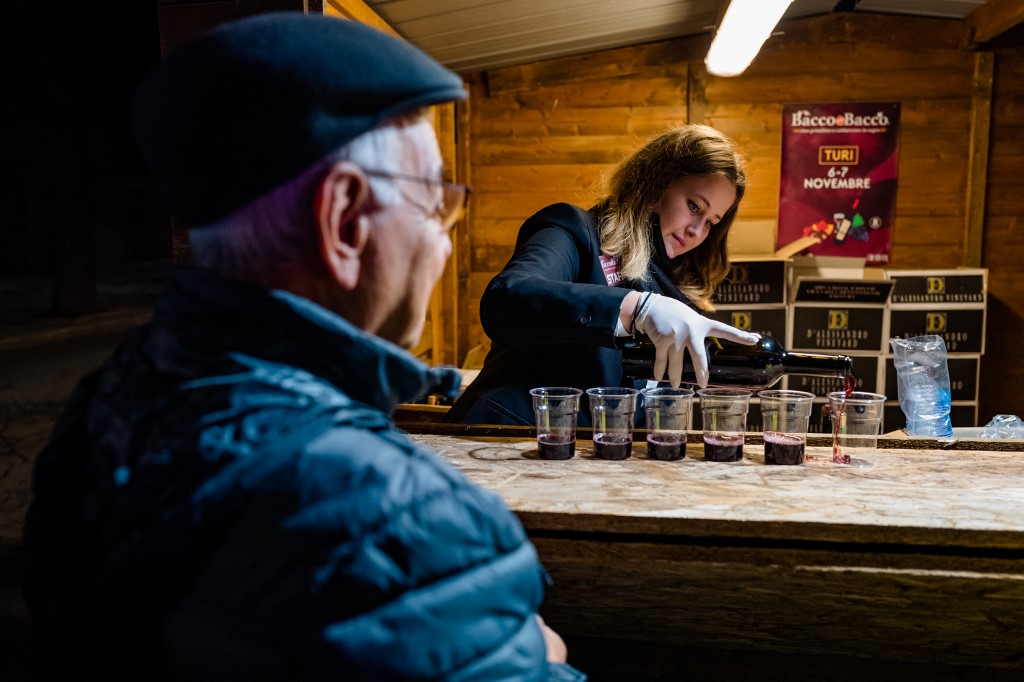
[457,12,1024,423]
[982,42,1024,423]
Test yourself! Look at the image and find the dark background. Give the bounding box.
[0,2,166,317]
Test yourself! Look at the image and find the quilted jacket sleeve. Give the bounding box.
[163,424,579,681]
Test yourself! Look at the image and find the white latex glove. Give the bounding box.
[634,294,761,389]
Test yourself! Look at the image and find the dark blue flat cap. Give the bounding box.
[131,12,466,226]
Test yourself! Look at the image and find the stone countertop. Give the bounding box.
[414,433,1024,550]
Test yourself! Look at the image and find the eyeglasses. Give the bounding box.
[363,169,471,232]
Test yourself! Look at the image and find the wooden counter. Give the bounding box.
[411,430,1024,672]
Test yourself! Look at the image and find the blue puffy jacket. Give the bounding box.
[24,269,584,681]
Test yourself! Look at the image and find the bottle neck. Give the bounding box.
[782,351,852,378]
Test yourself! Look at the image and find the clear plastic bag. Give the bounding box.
[889,335,953,437]
[980,414,1024,439]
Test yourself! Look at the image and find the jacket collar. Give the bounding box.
[154,269,460,412]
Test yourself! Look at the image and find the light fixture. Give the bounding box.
[705,0,794,77]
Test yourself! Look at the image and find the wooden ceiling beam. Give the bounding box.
[963,0,1024,46]
[324,0,397,36]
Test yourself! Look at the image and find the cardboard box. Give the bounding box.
[790,255,869,281]
[885,268,987,356]
[791,277,893,305]
[713,259,788,306]
[789,305,888,352]
[788,259,893,353]
[729,219,777,257]
[786,353,881,397]
[888,308,986,354]
[708,306,787,341]
[884,401,979,431]
[808,399,833,434]
[886,268,987,305]
[883,355,980,403]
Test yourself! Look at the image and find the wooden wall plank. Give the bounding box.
[473,165,612,193]
[474,192,600,219]
[963,0,1024,45]
[471,137,642,166]
[978,46,1024,419]
[434,102,458,365]
[964,52,995,267]
[323,0,395,35]
[775,12,963,51]
[456,94,474,367]
[479,72,689,111]
[471,106,688,138]
[486,38,705,95]
[703,70,974,104]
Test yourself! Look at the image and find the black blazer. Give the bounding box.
[447,203,681,426]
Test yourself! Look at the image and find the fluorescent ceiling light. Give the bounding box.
[705,0,794,77]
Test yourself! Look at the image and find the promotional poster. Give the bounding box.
[776,103,900,264]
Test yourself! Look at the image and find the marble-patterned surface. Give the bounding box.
[415,433,1024,668]
[415,434,1024,547]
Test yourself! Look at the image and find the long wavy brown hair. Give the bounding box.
[597,124,747,312]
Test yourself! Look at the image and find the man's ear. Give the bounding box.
[314,161,370,290]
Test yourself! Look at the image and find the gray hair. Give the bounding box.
[188,122,411,278]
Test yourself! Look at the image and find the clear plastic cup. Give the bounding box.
[641,387,694,461]
[758,389,815,465]
[530,387,583,460]
[586,387,640,460]
[827,391,886,466]
[697,388,752,462]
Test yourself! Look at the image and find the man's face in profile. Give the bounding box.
[357,120,454,350]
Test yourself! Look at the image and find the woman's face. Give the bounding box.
[654,174,737,259]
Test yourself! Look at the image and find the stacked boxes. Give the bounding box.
[884,269,987,429]
[693,262,987,434]
[706,259,788,431]
[709,259,788,341]
[787,274,893,432]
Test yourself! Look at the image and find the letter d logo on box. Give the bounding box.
[927,277,945,295]
[926,312,947,332]
[828,310,849,330]
[729,264,749,284]
[731,312,752,330]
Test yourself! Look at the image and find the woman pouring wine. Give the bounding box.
[446,124,761,426]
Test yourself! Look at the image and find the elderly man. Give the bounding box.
[24,12,581,681]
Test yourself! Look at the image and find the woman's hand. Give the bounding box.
[634,294,760,388]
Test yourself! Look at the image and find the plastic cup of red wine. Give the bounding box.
[827,391,885,466]
[757,389,815,465]
[641,387,694,461]
[530,387,583,460]
[696,388,752,462]
[585,387,640,460]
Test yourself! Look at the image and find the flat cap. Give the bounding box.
[131,12,466,226]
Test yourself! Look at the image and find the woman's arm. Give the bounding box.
[481,207,633,348]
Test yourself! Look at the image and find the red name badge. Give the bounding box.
[599,255,621,286]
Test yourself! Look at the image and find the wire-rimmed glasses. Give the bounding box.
[363,169,470,231]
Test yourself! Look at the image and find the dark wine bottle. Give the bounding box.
[621,335,852,390]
